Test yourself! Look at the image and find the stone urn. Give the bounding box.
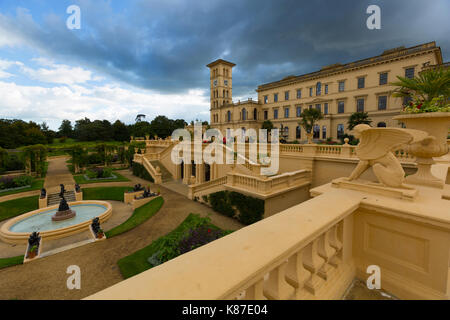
[306,132,314,144]
[393,112,450,188]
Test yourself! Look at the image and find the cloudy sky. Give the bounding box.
[0,0,449,130]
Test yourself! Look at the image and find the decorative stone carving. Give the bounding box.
[345,124,430,189]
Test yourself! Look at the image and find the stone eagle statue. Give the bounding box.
[346,124,431,189]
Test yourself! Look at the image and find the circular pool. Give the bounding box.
[0,201,112,244]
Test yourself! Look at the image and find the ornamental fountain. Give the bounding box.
[51,196,76,221]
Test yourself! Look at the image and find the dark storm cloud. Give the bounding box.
[3,0,449,97]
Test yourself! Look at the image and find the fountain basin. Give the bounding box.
[0,200,112,244]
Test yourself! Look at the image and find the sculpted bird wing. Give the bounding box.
[356,128,413,160]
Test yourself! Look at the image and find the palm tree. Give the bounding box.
[299,108,323,143]
[347,112,372,131]
[391,67,450,107]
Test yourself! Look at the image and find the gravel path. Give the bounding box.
[0,180,244,300]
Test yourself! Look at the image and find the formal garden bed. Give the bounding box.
[117,213,231,279]
[73,168,130,184]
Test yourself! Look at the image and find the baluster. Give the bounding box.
[317,229,336,280]
[328,223,343,267]
[303,238,325,295]
[244,279,266,300]
[263,261,295,300]
[285,248,313,299]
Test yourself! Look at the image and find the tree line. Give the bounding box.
[0,116,189,149]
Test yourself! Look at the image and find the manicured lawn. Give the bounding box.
[82,186,133,202]
[0,196,39,222]
[117,213,230,279]
[73,171,130,184]
[105,196,164,239]
[0,255,23,270]
[0,179,44,198]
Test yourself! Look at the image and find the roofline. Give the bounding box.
[207,59,236,68]
[256,41,441,92]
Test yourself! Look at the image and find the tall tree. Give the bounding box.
[347,112,372,131]
[59,119,73,138]
[112,120,130,141]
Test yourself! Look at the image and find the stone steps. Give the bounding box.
[47,191,76,206]
[150,160,173,182]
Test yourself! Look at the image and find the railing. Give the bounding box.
[227,169,311,196]
[279,143,417,162]
[86,191,359,300]
[142,157,162,184]
[188,176,228,199]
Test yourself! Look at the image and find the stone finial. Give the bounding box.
[343,138,350,146]
[156,166,161,173]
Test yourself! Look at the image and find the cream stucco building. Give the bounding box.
[209,41,444,141]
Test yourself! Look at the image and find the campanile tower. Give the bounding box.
[206,59,236,125]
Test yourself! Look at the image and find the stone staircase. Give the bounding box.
[47,190,76,207]
[149,160,173,182]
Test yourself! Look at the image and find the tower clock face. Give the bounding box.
[213,80,217,87]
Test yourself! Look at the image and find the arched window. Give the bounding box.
[316,82,322,96]
[377,122,387,127]
[322,126,327,139]
[296,126,301,139]
[242,108,247,120]
[253,108,257,120]
[227,111,231,122]
[313,125,320,139]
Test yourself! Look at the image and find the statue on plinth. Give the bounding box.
[59,184,65,197]
[40,188,46,199]
[75,184,81,193]
[344,124,430,188]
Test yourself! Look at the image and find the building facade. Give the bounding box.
[209,41,444,141]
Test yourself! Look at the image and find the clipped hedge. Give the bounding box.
[132,162,154,182]
[207,190,264,225]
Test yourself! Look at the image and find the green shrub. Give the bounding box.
[208,191,235,218]
[209,190,264,225]
[229,191,264,225]
[132,162,154,182]
[13,175,33,187]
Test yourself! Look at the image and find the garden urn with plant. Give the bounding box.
[392,67,450,188]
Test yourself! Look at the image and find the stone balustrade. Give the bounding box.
[226,169,311,197]
[86,181,450,300]
[86,190,359,300]
[188,176,228,199]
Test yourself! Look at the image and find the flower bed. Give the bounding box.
[0,175,33,192]
[117,214,231,279]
